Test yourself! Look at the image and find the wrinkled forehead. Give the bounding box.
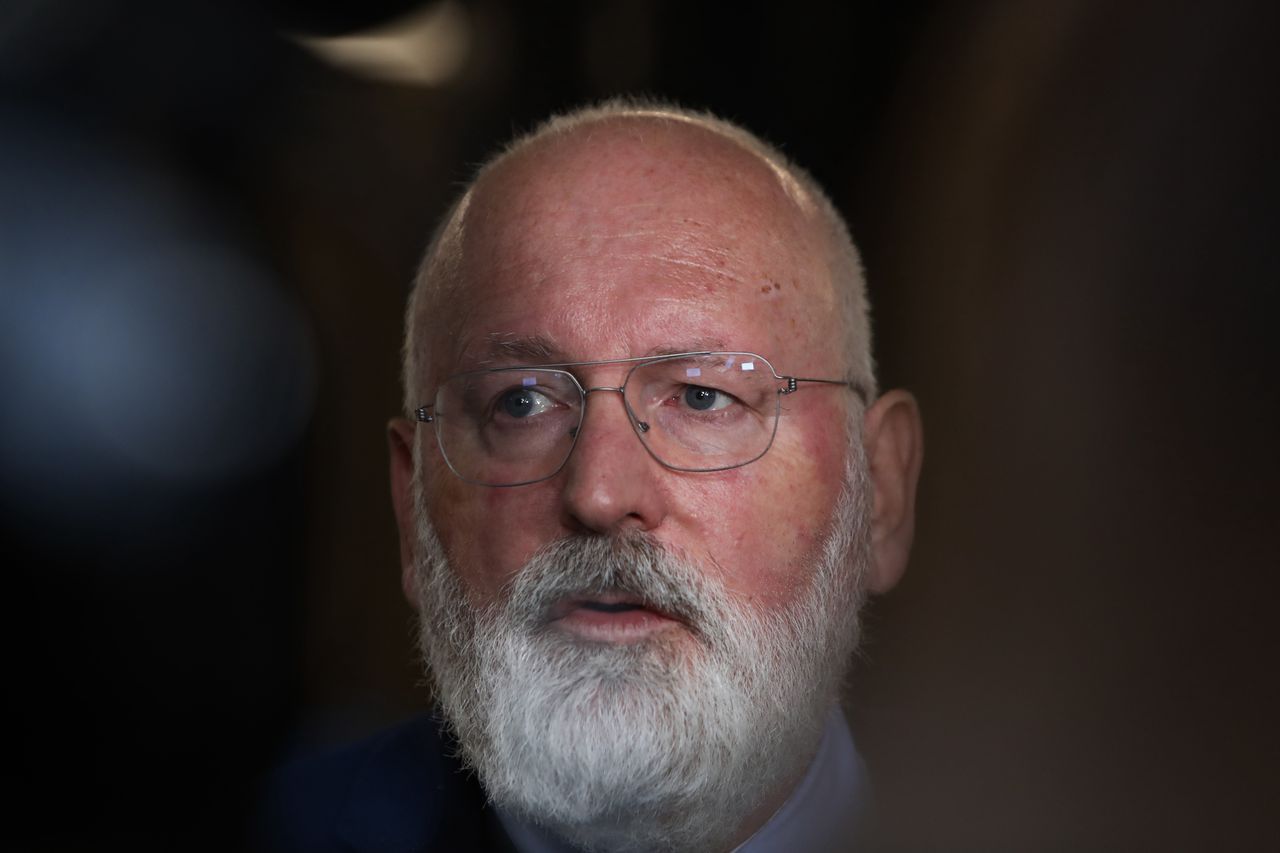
[426,117,843,376]
[467,116,827,269]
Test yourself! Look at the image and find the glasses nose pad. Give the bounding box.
[618,392,650,434]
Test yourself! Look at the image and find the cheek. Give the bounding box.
[426,464,560,607]
[679,436,846,610]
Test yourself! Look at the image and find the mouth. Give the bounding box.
[547,592,685,643]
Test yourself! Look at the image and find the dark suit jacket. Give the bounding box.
[257,715,515,853]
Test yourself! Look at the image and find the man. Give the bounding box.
[263,100,922,852]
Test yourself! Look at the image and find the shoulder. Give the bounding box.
[255,714,501,853]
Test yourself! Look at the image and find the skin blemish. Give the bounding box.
[760,278,786,296]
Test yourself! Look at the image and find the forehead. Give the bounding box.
[434,118,843,374]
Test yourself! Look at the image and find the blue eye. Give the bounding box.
[500,388,553,418]
[683,385,730,411]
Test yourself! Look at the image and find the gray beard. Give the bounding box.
[411,453,871,853]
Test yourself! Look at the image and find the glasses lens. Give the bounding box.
[435,368,583,485]
[624,353,780,471]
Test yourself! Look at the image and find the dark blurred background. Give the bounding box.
[3,1,1277,849]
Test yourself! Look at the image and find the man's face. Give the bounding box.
[420,122,855,627]
[396,119,875,851]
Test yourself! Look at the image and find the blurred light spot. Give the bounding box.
[63,244,316,483]
[0,109,317,538]
[288,1,469,87]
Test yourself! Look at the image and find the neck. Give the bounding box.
[722,763,813,850]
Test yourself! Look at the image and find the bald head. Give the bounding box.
[402,101,874,413]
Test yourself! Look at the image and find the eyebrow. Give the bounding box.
[455,335,747,379]
[474,333,561,367]
[462,334,734,371]
[646,340,727,357]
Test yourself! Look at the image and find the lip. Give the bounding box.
[547,593,685,643]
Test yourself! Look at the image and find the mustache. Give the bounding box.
[499,534,721,638]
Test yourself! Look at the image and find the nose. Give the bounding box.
[558,387,668,534]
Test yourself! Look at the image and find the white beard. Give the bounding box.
[412,453,871,853]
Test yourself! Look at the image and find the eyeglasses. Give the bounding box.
[415,351,864,487]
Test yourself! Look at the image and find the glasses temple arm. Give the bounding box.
[784,376,871,404]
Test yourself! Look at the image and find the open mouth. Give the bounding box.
[578,601,646,614]
[548,593,684,642]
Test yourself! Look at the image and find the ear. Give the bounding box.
[861,389,924,594]
[388,417,421,608]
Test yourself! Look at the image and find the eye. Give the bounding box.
[498,387,555,418]
[682,385,733,412]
